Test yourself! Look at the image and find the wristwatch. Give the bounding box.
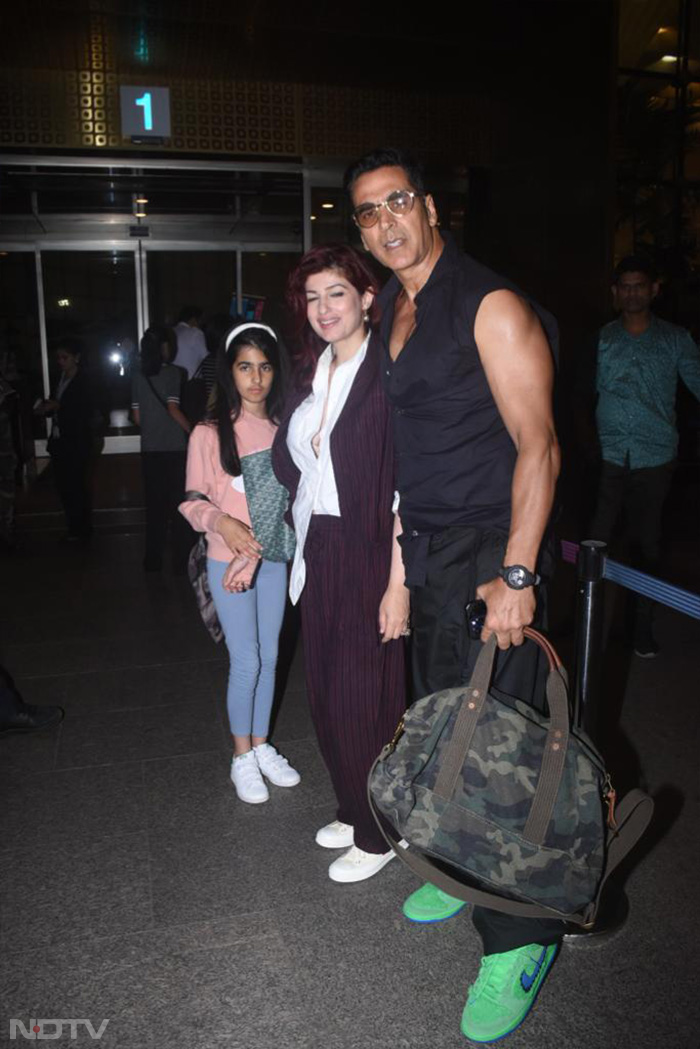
[498,564,541,590]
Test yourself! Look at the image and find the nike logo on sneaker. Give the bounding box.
[520,947,548,992]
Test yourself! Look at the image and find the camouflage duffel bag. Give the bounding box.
[369,628,653,927]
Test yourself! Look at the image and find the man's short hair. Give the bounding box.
[343,148,426,197]
[54,336,84,358]
[177,305,204,324]
[614,255,657,283]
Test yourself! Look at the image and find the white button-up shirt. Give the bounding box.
[286,336,369,604]
[174,322,208,379]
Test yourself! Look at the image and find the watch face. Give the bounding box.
[508,567,527,588]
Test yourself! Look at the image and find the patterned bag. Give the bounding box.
[369,628,653,926]
[184,492,223,644]
[239,449,295,563]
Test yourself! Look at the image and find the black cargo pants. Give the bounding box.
[409,525,563,955]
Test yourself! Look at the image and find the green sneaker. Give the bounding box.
[402,882,468,923]
[460,942,558,1043]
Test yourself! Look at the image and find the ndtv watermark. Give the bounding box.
[9,1019,110,1040]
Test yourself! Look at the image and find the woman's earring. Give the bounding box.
[363,310,369,324]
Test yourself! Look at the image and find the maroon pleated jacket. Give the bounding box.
[271,334,397,560]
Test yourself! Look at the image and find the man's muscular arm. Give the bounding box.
[473,289,561,649]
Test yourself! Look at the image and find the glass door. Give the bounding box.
[38,246,140,453]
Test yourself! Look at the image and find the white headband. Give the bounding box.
[224,322,277,351]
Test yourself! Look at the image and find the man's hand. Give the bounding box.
[216,516,262,560]
[475,576,536,649]
[35,399,59,415]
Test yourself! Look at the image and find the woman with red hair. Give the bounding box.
[273,244,408,883]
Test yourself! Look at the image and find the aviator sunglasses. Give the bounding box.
[352,189,424,229]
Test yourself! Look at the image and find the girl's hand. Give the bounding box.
[216,515,262,560]
[222,555,254,592]
[378,583,410,643]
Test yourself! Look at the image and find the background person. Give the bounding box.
[132,326,192,573]
[36,339,95,543]
[589,255,700,657]
[0,664,64,736]
[173,305,207,379]
[180,323,300,804]
[0,362,19,553]
[272,244,408,884]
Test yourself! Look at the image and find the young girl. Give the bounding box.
[180,323,300,804]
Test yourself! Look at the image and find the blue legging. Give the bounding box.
[207,558,287,737]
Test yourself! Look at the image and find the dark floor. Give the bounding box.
[1,466,699,1049]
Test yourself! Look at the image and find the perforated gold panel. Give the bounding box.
[0,69,495,162]
[1,52,497,163]
[0,69,305,155]
[299,83,495,164]
[169,80,300,155]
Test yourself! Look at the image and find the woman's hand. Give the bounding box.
[222,555,254,593]
[216,515,263,560]
[378,582,410,643]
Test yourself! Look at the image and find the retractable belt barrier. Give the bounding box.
[558,539,699,942]
[561,540,700,621]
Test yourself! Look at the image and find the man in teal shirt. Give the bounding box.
[591,255,700,655]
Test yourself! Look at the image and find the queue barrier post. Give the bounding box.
[565,538,630,945]
[572,539,607,739]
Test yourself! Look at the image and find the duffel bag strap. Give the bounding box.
[367,773,586,923]
[606,789,655,876]
[369,771,654,928]
[577,788,655,925]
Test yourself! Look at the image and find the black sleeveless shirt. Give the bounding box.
[378,234,558,579]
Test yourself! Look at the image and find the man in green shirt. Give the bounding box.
[591,255,700,656]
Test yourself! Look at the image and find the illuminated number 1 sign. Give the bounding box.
[119,87,171,138]
[135,92,153,132]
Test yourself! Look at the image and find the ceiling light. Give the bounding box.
[321,202,334,210]
[661,54,677,62]
[135,195,148,204]
[57,298,70,307]
[310,215,317,221]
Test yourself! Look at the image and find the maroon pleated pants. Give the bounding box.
[300,515,407,854]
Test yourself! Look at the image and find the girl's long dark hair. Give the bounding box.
[208,325,288,477]
[285,244,380,391]
[140,325,176,377]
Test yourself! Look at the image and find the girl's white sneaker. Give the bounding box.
[230,751,269,804]
[253,743,301,787]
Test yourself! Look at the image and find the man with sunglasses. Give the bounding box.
[344,148,561,1044]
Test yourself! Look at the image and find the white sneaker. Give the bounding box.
[315,820,354,849]
[230,751,269,804]
[328,845,395,883]
[253,743,301,787]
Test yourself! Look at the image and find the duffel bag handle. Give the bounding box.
[433,630,570,846]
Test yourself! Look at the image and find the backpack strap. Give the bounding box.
[145,375,170,413]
